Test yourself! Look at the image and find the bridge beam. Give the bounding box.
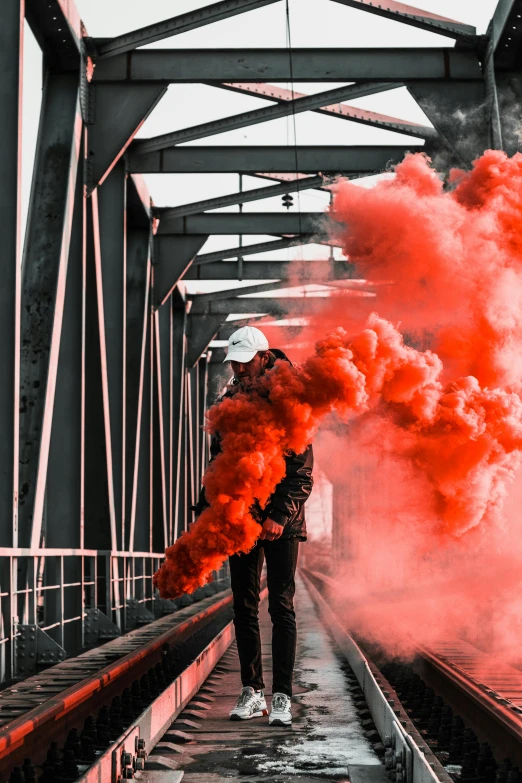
[19,73,82,551]
[93,47,483,84]
[96,0,280,58]
[184,260,351,281]
[86,83,167,191]
[194,236,318,265]
[0,1,23,548]
[330,0,476,38]
[190,297,328,315]
[133,83,431,152]
[128,145,420,175]
[158,212,328,236]
[158,176,326,219]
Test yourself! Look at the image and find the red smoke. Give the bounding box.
[155,150,522,665]
[313,150,522,658]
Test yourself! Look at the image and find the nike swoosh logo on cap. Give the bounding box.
[231,340,242,345]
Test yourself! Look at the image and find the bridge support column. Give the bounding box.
[0,0,23,551]
[125,226,151,551]
[171,300,187,541]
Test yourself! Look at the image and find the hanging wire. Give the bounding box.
[285,0,304,241]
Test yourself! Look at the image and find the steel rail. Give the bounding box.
[300,568,446,783]
[302,568,522,768]
[0,587,234,778]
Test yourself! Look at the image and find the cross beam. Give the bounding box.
[188,281,293,303]
[194,236,325,265]
[127,145,421,175]
[330,0,476,38]
[158,176,326,219]
[133,82,432,153]
[216,82,435,139]
[157,212,330,236]
[93,48,483,83]
[191,297,340,314]
[184,260,351,280]
[96,0,280,58]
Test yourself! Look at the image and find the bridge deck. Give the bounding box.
[146,575,387,782]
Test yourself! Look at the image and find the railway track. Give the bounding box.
[2,568,521,783]
[0,580,236,782]
[301,568,522,781]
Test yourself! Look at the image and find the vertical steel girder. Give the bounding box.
[170,297,187,543]
[96,162,127,550]
[0,0,24,684]
[46,140,84,551]
[152,309,168,553]
[25,0,82,70]
[0,2,23,548]
[208,353,229,406]
[128,262,152,554]
[197,356,210,483]
[126,227,152,551]
[84,189,118,552]
[157,302,172,547]
[19,72,82,551]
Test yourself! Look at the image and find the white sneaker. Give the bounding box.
[229,686,268,720]
[269,692,292,726]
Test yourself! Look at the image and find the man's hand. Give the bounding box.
[259,518,284,541]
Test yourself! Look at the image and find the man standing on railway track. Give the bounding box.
[195,325,314,727]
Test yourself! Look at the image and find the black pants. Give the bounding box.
[229,537,299,697]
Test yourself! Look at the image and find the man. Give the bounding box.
[195,325,314,726]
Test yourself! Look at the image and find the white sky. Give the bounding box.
[21,0,499,271]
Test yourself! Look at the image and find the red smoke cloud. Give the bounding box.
[155,150,522,665]
[155,317,522,597]
[314,150,522,658]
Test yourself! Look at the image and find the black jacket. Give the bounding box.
[194,349,313,540]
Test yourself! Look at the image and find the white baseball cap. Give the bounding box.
[223,325,269,364]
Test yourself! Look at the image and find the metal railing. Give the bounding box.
[0,548,166,682]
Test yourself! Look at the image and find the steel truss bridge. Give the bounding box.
[0,0,519,683]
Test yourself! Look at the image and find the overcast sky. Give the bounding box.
[21,0,499,271]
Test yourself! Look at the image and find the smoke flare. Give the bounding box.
[154,309,522,597]
[155,148,522,666]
